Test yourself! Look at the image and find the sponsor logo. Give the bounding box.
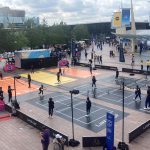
[115,17,119,20]
[27,118,37,126]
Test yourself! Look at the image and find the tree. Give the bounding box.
[26,27,45,49]
[71,24,90,41]
[47,22,71,45]
[14,32,29,50]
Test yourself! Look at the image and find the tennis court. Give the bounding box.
[27,92,129,133]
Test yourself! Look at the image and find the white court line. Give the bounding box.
[41,96,80,106]
[55,101,85,113]
[55,110,88,124]
[97,95,122,102]
[77,108,104,120]
[36,100,115,125]
[56,110,108,125]
[36,94,66,102]
[36,102,48,109]
[126,95,146,106]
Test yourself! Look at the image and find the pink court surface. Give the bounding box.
[48,67,100,78]
[0,76,39,96]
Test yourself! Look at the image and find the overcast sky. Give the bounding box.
[0,0,150,25]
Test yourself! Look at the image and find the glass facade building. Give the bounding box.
[0,7,25,28]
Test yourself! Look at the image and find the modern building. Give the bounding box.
[70,22,150,36]
[0,7,25,28]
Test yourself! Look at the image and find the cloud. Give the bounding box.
[0,0,150,25]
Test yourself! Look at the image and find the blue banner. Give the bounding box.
[119,47,125,62]
[15,49,51,59]
[106,113,115,150]
[122,8,130,27]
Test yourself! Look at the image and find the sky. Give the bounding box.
[0,0,150,25]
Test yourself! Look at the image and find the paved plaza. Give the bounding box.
[0,43,150,150]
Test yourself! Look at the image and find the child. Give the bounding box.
[39,85,44,95]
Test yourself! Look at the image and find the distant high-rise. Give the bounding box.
[0,7,25,28]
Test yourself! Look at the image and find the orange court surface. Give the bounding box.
[0,76,39,96]
[48,67,100,78]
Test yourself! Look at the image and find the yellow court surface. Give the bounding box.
[20,71,76,86]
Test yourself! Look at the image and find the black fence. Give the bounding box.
[76,63,117,71]
[95,65,117,71]
[129,120,150,143]
[82,136,106,147]
[122,68,150,75]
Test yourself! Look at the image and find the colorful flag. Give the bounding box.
[112,12,122,28]
[122,8,130,27]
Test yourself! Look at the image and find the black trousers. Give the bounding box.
[8,95,12,103]
[39,90,43,95]
[135,93,141,100]
[42,143,49,150]
[28,81,31,88]
[92,82,96,87]
[145,97,150,108]
[49,108,53,116]
[86,107,91,115]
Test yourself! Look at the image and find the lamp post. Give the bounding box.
[14,75,21,101]
[69,89,80,147]
[118,79,129,149]
[71,38,74,66]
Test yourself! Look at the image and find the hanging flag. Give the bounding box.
[112,12,122,28]
[119,46,125,62]
[122,8,130,27]
[111,14,115,29]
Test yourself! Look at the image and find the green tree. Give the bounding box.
[14,32,29,50]
[47,21,71,45]
[26,27,45,49]
[71,24,90,41]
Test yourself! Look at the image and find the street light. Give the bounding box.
[70,38,75,65]
[13,75,21,109]
[69,89,80,147]
[118,80,129,150]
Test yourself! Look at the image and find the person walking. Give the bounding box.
[59,67,62,75]
[144,86,150,109]
[85,51,88,59]
[48,98,54,118]
[134,85,141,101]
[115,68,119,79]
[53,134,65,150]
[92,76,97,87]
[27,73,31,88]
[39,85,44,95]
[131,54,135,67]
[86,97,92,117]
[89,65,92,75]
[141,60,143,70]
[8,85,13,103]
[100,55,102,64]
[146,60,150,71]
[0,71,3,80]
[57,72,61,83]
[40,127,50,150]
[0,87,4,100]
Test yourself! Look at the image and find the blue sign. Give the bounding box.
[106,112,115,150]
[119,47,125,62]
[122,8,130,27]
